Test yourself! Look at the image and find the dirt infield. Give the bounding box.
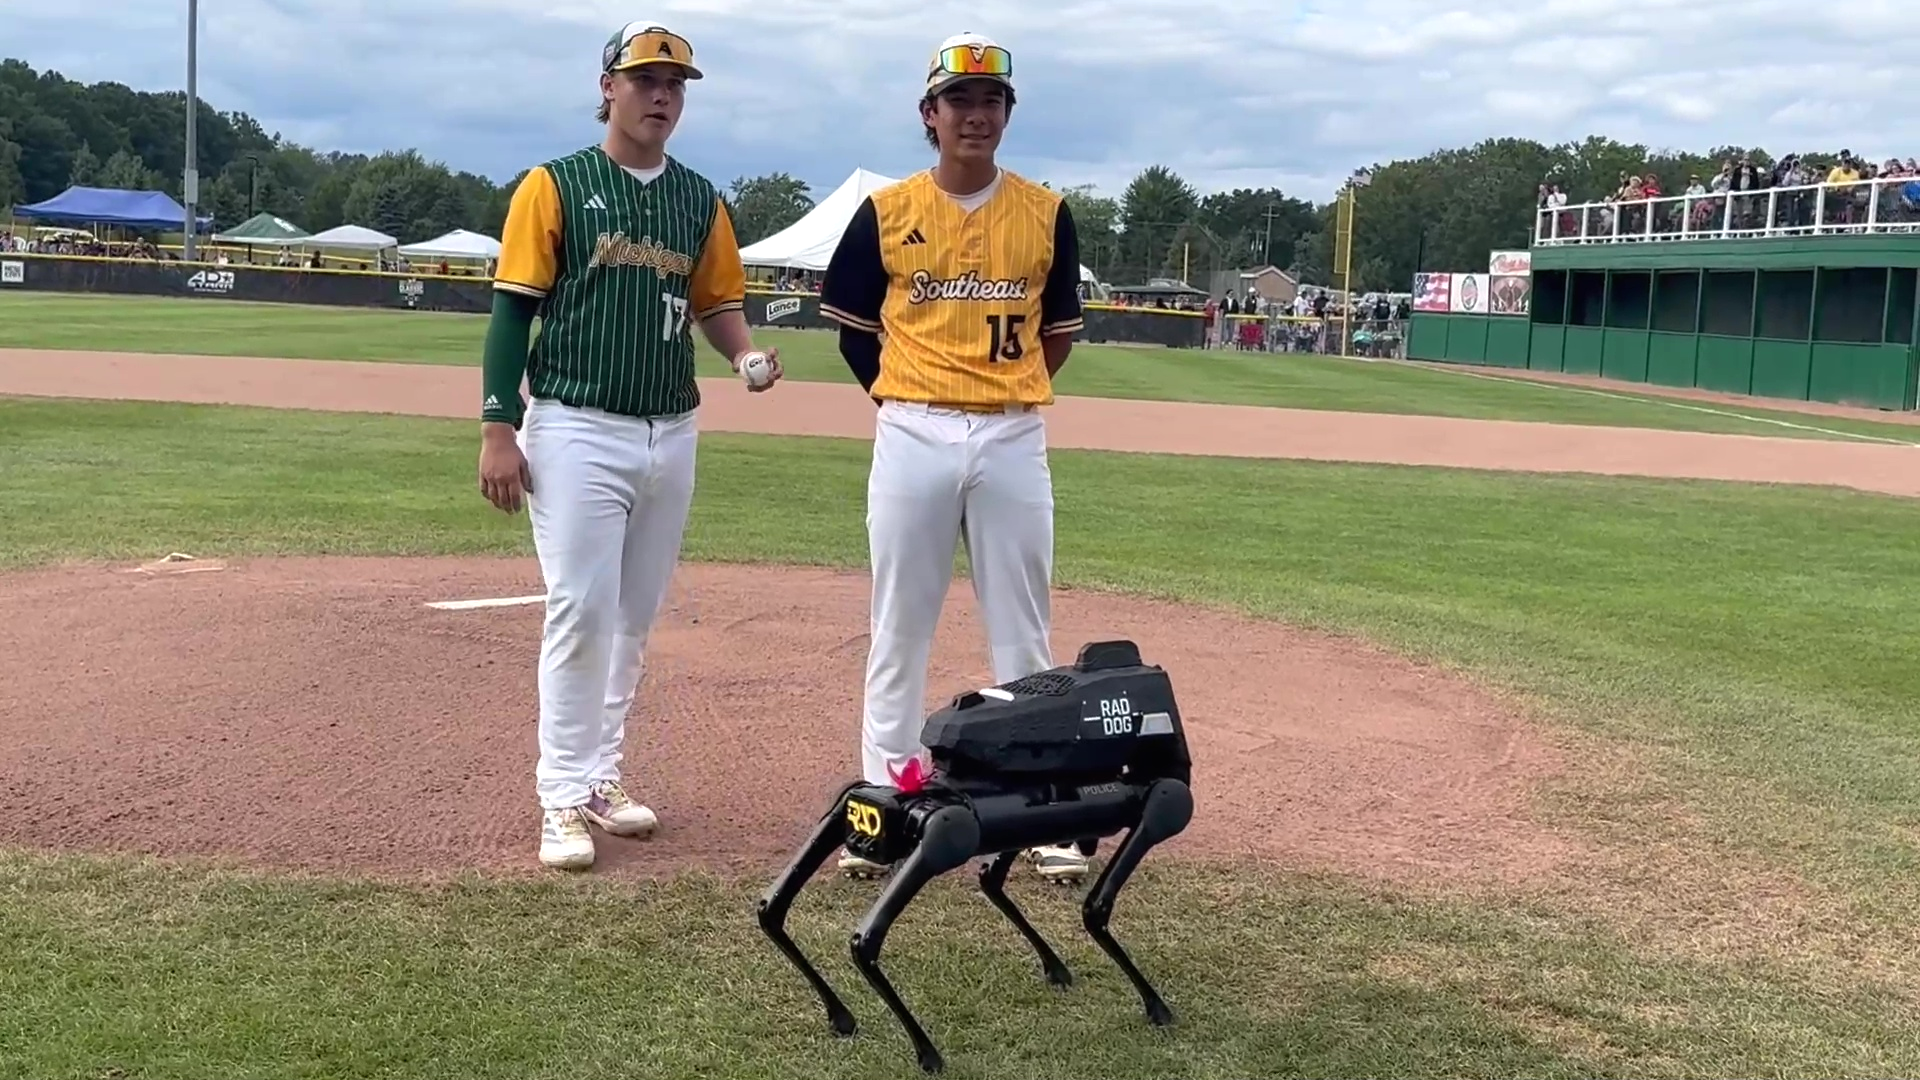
[0,557,1570,885]
[1419,358,1920,427]
[4,344,1891,887]
[3,347,1919,495]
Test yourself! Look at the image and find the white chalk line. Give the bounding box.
[425,594,546,611]
[1401,361,1920,446]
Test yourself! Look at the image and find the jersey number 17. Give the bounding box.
[985,314,1026,362]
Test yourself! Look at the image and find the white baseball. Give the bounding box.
[739,350,774,388]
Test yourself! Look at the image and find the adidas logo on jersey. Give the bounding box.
[902,228,926,245]
[905,268,1029,304]
[583,193,608,210]
[483,394,501,409]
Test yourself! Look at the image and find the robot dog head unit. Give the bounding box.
[757,640,1195,1074]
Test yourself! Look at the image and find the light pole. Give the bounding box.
[1260,201,1285,267]
[1335,168,1372,357]
[182,0,200,262]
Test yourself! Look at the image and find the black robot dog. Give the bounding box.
[756,640,1195,1074]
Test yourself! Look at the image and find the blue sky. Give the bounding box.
[10,0,1914,204]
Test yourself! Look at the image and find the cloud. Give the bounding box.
[9,0,1920,204]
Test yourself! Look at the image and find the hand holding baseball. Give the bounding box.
[737,347,783,392]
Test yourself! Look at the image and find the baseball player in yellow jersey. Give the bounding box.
[477,22,783,871]
[819,32,1090,884]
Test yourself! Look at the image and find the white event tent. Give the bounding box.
[302,223,399,250]
[738,167,1104,288]
[399,228,501,260]
[739,168,899,271]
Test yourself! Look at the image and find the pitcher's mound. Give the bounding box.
[0,557,1572,885]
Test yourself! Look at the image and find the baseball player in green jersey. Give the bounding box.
[477,21,784,871]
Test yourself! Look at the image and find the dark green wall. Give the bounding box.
[1695,336,1754,395]
[1562,326,1603,375]
[1405,311,1917,411]
[1601,329,1651,383]
[1808,343,1915,408]
[1485,319,1530,368]
[1646,332,1697,388]
[1507,259,1920,410]
[1528,324,1564,371]
[1403,314,1528,368]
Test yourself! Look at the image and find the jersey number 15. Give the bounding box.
[985,314,1026,362]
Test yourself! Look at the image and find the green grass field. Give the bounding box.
[5,291,1917,444]
[5,395,1920,1078]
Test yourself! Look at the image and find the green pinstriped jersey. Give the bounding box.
[502,147,739,419]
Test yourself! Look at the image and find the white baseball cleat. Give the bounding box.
[582,779,660,838]
[539,806,596,870]
[1027,845,1091,884]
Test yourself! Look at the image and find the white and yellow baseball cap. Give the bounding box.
[603,21,703,80]
[924,32,1013,98]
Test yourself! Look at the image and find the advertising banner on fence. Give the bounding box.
[1488,250,1531,276]
[0,255,1211,350]
[1489,274,1531,316]
[1411,271,1451,312]
[1449,273,1490,314]
[10,254,497,313]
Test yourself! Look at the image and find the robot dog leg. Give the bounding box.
[755,778,866,1037]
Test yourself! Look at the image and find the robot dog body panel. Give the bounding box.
[841,781,1149,870]
[923,642,1192,788]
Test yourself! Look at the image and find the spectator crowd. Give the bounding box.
[1,228,161,259]
[1536,151,1920,240]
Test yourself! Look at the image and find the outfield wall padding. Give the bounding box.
[1408,310,1917,410]
[1404,313,1525,367]
[1646,332,1698,388]
[1561,326,1604,376]
[0,253,1209,350]
[1807,343,1916,410]
[1483,318,1531,368]
[1750,340,1813,401]
[1600,329,1650,384]
[1527,324,1565,371]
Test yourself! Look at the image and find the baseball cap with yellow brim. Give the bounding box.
[603,21,703,80]
[924,32,1014,100]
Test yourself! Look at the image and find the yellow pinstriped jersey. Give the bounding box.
[819,170,1083,407]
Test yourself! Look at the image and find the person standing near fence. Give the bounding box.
[475,21,783,871]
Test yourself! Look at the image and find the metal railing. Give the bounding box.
[1533,176,1920,246]
[1198,313,1407,358]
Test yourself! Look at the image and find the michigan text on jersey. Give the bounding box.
[589,232,696,279]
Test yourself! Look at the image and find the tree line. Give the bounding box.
[0,58,1863,291]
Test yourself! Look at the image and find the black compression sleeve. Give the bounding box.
[838,325,882,392]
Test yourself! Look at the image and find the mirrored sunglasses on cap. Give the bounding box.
[928,42,1012,87]
[604,26,703,79]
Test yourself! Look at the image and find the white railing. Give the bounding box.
[1532,176,1920,246]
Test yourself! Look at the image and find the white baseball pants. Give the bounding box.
[520,398,698,810]
[861,401,1056,786]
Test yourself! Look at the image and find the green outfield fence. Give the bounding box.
[1409,301,1920,412]
[1406,238,1920,412]
[0,251,1210,351]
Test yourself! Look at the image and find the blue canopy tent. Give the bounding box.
[12,186,215,231]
